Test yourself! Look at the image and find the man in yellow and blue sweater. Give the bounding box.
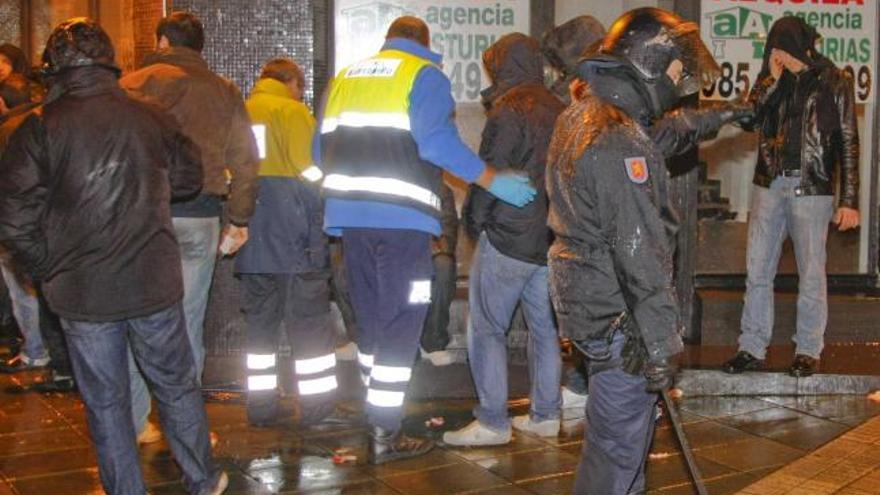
[236,59,339,428]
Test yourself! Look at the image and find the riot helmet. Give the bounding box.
[593,8,720,116]
[41,17,117,76]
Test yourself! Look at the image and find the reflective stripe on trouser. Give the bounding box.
[294,352,338,397]
[342,228,433,432]
[241,272,337,422]
[358,351,374,387]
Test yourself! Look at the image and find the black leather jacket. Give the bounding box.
[746,63,859,208]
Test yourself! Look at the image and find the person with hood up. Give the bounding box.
[443,32,565,447]
[0,18,226,494]
[540,15,606,104]
[540,15,606,410]
[723,16,859,378]
[546,8,753,493]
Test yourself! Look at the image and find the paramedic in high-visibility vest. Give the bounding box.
[314,16,537,464]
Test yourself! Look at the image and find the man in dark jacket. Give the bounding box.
[419,183,459,366]
[540,15,606,410]
[541,15,605,104]
[120,11,259,441]
[0,19,226,495]
[444,33,565,446]
[723,16,859,378]
[546,9,751,493]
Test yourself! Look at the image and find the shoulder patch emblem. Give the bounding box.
[624,157,649,184]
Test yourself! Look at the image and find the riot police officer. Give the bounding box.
[545,8,753,494]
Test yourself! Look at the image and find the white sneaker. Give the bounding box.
[511,415,560,437]
[442,420,511,446]
[420,348,454,366]
[335,342,358,361]
[561,386,588,409]
[209,471,228,495]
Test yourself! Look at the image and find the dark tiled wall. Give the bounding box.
[170,0,327,108]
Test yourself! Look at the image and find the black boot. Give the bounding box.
[31,371,76,393]
[367,425,434,465]
[298,402,364,430]
[247,391,279,427]
[721,351,763,374]
[789,354,818,378]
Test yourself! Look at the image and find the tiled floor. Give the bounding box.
[1,365,880,495]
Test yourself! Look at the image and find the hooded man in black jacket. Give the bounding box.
[723,16,859,378]
[546,9,752,493]
[0,19,226,495]
[443,33,566,447]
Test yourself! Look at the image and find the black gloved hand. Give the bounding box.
[644,357,677,393]
[718,101,755,127]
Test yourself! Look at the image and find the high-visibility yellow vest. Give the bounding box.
[319,49,443,215]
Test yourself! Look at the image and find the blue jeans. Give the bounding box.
[469,233,561,431]
[0,262,44,361]
[62,303,220,495]
[575,332,656,495]
[740,178,835,360]
[130,217,219,433]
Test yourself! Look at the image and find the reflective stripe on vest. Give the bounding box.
[320,50,442,214]
[322,173,441,211]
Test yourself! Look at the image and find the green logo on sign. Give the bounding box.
[706,7,773,40]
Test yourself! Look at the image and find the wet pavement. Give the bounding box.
[1,361,880,495]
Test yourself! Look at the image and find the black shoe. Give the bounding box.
[721,351,763,374]
[246,392,279,427]
[368,426,434,465]
[31,373,76,393]
[789,354,818,378]
[299,404,363,430]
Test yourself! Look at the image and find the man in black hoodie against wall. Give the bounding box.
[723,16,859,378]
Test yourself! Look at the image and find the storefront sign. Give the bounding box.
[335,0,530,103]
[701,0,878,103]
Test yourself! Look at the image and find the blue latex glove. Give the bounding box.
[487,173,537,207]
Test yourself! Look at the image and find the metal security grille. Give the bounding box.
[166,0,332,359]
[170,0,328,107]
[0,3,21,47]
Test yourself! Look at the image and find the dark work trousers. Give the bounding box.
[62,302,220,495]
[329,239,358,344]
[38,289,73,378]
[342,228,433,432]
[420,253,455,353]
[241,272,337,425]
[574,332,657,495]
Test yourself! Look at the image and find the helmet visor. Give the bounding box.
[669,21,720,96]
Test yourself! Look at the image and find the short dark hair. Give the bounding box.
[260,58,305,90]
[156,12,205,52]
[385,16,430,47]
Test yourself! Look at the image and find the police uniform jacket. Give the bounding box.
[546,86,725,362]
